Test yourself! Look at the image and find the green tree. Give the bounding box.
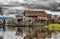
[7,18,16,31]
[11,18,16,25]
[7,20,11,25]
[7,18,16,25]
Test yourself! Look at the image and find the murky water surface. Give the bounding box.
[0,26,60,39]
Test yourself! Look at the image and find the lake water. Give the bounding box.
[0,26,24,39]
[0,27,60,39]
[0,27,11,31]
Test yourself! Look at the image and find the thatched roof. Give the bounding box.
[24,11,47,17]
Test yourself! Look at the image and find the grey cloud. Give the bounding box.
[23,1,60,11]
[14,0,60,12]
[21,1,58,11]
[3,9,24,15]
[1,0,60,12]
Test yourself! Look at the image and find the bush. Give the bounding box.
[48,24,60,30]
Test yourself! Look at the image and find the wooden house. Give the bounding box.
[16,10,52,26]
[54,17,60,24]
[22,11,52,25]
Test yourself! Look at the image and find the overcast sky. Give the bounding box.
[0,0,60,4]
[0,0,60,17]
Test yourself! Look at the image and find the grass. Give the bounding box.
[48,23,60,30]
